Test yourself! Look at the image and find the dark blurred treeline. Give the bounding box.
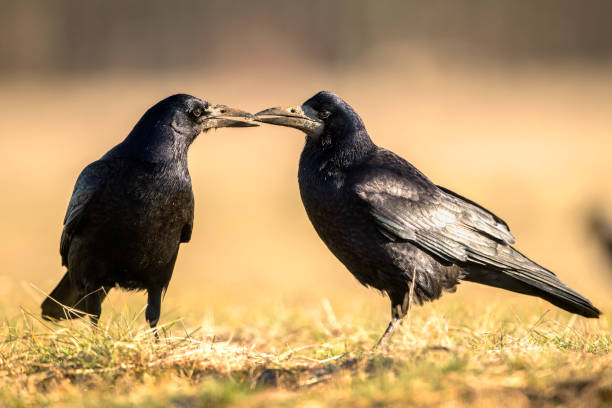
[1,0,612,76]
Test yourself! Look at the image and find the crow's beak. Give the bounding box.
[255,105,324,136]
[203,104,259,129]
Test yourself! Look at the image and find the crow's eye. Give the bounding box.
[192,107,203,118]
[318,110,330,119]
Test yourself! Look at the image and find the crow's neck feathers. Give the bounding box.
[120,115,197,165]
[305,110,376,172]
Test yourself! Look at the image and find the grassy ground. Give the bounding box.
[1,297,611,407]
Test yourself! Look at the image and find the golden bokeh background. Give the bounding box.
[1,1,611,322]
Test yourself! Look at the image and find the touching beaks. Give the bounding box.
[255,105,324,136]
[203,104,259,129]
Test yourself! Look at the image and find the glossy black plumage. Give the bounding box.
[41,94,255,328]
[256,91,600,346]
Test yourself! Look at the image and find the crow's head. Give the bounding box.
[146,94,257,140]
[255,91,370,153]
[124,94,256,161]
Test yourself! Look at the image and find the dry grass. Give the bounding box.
[1,300,611,407]
[1,55,612,406]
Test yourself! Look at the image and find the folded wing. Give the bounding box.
[353,150,599,318]
[60,161,109,265]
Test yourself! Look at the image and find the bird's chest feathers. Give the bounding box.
[299,157,346,208]
[299,165,351,242]
[299,147,346,188]
[118,162,193,217]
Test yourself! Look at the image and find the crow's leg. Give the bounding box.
[374,281,415,350]
[146,287,163,336]
[374,300,407,349]
[84,286,110,326]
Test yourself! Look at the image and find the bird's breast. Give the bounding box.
[298,164,378,258]
[88,163,193,246]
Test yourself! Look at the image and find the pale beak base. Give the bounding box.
[203,104,259,129]
[255,105,324,136]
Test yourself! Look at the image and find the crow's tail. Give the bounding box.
[464,248,600,318]
[41,272,89,320]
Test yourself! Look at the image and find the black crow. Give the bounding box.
[256,91,600,347]
[41,94,256,329]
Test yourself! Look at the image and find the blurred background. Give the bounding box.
[1,0,611,323]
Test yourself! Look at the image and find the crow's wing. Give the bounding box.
[60,161,110,265]
[352,150,601,318]
[353,165,515,266]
